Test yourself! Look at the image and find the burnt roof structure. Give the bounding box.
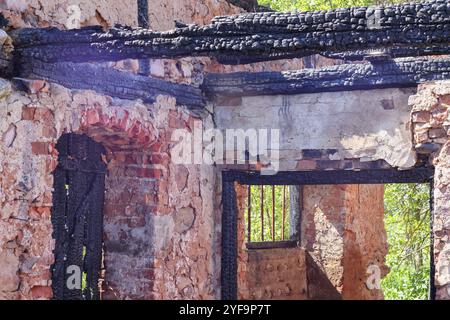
[9,0,450,65]
[0,0,449,108]
[204,57,450,98]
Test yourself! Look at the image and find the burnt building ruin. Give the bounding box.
[0,0,449,300]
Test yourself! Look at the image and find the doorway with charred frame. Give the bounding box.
[51,133,106,300]
[221,169,434,300]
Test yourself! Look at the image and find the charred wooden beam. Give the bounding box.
[203,57,450,97]
[321,45,450,61]
[11,0,450,65]
[18,60,204,109]
[223,168,435,185]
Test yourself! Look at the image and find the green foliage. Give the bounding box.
[258,0,419,12]
[246,186,291,242]
[381,183,430,300]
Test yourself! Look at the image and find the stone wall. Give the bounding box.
[245,248,308,300]
[410,81,450,300]
[1,0,445,301]
[234,182,387,300]
[0,79,216,299]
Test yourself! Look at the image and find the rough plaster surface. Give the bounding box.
[215,88,417,169]
[245,248,308,300]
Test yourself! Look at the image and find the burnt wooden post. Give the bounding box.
[221,177,238,300]
[51,133,107,300]
[137,0,150,75]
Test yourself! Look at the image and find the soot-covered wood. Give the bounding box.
[11,0,450,65]
[203,57,450,97]
[19,60,204,109]
[51,133,106,300]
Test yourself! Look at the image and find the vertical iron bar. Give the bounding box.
[272,185,275,241]
[247,185,251,243]
[282,185,286,240]
[260,185,264,242]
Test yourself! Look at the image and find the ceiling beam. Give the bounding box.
[17,60,204,109]
[203,57,450,97]
[10,0,450,65]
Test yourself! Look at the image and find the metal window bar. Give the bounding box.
[247,185,251,243]
[247,185,291,244]
[260,185,264,242]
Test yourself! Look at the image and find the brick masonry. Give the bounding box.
[0,80,217,299]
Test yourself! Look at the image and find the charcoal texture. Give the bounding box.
[11,0,450,65]
[203,57,450,97]
[51,134,106,300]
[321,45,450,61]
[19,60,204,109]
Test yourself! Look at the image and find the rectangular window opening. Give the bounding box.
[245,185,301,249]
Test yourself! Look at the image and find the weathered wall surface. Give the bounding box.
[1,0,440,301]
[245,248,307,300]
[409,81,450,300]
[0,0,138,28]
[342,184,388,300]
[215,88,417,170]
[302,184,388,300]
[0,78,216,300]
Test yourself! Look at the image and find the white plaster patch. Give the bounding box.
[215,88,417,168]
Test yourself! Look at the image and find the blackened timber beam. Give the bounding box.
[223,168,435,185]
[202,57,450,97]
[11,0,450,65]
[137,0,150,75]
[18,60,204,109]
[321,45,450,62]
